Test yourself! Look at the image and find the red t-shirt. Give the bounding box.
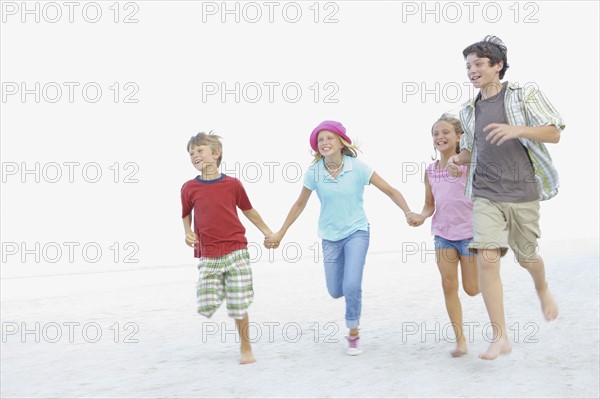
[181,174,253,258]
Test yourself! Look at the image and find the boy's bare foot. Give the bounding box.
[240,348,256,365]
[537,286,558,321]
[479,337,512,360]
[451,342,468,357]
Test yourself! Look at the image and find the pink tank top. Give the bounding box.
[427,161,473,240]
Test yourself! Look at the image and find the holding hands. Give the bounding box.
[406,212,425,227]
[186,229,280,250]
[446,155,463,178]
[264,232,282,249]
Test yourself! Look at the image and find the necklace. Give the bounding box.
[324,158,344,174]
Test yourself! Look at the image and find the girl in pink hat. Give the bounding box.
[265,120,413,356]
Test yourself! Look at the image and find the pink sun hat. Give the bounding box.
[309,120,352,152]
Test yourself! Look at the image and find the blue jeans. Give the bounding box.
[322,229,370,329]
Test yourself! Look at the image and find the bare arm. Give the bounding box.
[448,149,472,166]
[407,173,435,227]
[369,172,411,215]
[242,208,273,237]
[182,214,198,247]
[484,124,560,145]
[266,186,312,245]
[519,125,561,143]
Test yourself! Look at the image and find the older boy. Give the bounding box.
[181,132,273,364]
[449,35,565,360]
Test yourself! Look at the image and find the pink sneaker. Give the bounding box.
[346,335,363,356]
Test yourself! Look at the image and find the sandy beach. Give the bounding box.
[1,238,598,398]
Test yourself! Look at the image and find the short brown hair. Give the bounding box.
[187,132,223,167]
[463,35,509,79]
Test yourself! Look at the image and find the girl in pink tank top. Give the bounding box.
[407,114,480,357]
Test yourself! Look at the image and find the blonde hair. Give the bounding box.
[187,131,223,167]
[311,136,360,164]
[432,114,463,154]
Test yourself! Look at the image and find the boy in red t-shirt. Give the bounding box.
[181,132,273,364]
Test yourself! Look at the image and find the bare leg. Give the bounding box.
[459,254,479,297]
[477,249,512,360]
[235,314,256,365]
[519,255,558,321]
[437,249,467,357]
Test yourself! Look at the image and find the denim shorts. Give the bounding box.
[434,236,474,257]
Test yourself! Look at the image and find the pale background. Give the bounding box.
[1,1,598,273]
[1,1,599,398]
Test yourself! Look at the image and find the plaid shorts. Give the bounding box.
[196,249,253,320]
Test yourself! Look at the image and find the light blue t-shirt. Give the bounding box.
[303,155,374,241]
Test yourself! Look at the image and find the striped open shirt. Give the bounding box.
[459,82,566,201]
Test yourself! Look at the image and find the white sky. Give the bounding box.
[1,1,598,274]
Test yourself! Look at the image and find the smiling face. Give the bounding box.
[432,120,460,156]
[317,130,344,158]
[189,144,220,173]
[465,53,503,90]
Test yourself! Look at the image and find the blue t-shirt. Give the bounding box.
[303,155,374,241]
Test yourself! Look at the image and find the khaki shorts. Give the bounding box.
[469,197,541,263]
